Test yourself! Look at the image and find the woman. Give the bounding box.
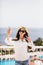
[5,26,35,65]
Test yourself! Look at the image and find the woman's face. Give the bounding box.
[19,28,26,39]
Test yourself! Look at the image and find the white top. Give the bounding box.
[5,37,35,61]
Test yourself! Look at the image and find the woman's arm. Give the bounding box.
[5,27,14,45]
[6,27,11,40]
[26,37,35,51]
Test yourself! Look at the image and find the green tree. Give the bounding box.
[33,37,43,46]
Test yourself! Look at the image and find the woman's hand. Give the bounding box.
[6,27,12,40]
[25,37,31,42]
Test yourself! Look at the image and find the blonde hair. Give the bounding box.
[17,26,28,33]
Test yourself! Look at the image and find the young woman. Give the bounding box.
[5,26,35,65]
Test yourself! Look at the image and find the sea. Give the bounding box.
[0,28,43,45]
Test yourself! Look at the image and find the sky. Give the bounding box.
[0,0,43,28]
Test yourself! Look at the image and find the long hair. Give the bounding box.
[12,27,29,42]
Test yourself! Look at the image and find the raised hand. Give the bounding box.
[6,27,12,40]
[25,36,31,42]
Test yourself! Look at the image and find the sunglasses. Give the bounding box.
[19,30,25,33]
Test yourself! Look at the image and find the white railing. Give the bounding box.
[0,45,43,51]
[0,45,43,60]
[0,45,14,48]
[0,45,15,60]
[35,46,43,49]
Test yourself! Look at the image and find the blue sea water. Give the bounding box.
[0,56,43,65]
[39,56,43,59]
[0,60,15,65]
[0,28,43,45]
